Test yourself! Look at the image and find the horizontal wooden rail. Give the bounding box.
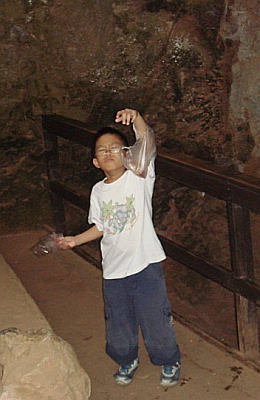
[160,236,260,305]
[49,181,90,211]
[43,114,260,212]
[157,151,260,213]
[43,114,260,365]
[48,179,260,305]
[43,114,95,147]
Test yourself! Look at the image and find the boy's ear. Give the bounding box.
[93,158,100,169]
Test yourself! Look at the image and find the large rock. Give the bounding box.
[0,328,91,400]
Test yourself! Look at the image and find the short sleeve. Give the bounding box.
[88,188,103,231]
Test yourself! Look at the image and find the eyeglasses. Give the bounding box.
[95,146,124,157]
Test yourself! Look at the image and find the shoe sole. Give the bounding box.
[114,379,132,386]
[114,371,136,386]
[160,379,179,388]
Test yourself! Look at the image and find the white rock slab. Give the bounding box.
[0,328,91,400]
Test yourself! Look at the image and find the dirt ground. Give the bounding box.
[0,230,259,400]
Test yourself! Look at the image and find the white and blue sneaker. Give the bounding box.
[114,358,139,385]
[160,362,181,387]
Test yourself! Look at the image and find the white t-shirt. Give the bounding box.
[88,159,166,279]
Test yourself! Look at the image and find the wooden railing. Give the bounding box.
[42,114,260,367]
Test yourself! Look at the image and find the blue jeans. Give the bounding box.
[103,262,181,366]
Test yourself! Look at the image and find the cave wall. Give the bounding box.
[0,0,259,254]
[1,0,259,346]
[1,0,228,153]
[1,0,259,168]
[220,0,260,175]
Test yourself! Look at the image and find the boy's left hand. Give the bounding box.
[115,109,139,125]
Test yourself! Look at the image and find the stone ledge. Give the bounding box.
[0,254,50,331]
[0,254,91,399]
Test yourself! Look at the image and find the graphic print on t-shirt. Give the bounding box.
[101,194,137,234]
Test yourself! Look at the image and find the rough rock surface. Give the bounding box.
[0,0,259,348]
[220,0,260,175]
[0,328,91,400]
[1,0,259,231]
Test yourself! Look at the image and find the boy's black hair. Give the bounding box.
[92,126,129,158]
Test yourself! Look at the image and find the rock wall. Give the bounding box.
[0,3,226,128]
[0,0,228,231]
[0,1,259,293]
[220,0,260,176]
[1,1,259,169]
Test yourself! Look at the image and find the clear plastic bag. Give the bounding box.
[120,125,156,178]
[31,232,63,257]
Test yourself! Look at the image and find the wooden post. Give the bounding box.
[235,296,259,358]
[42,116,66,234]
[227,201,259,359]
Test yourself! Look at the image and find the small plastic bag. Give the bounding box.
[120,125,156,178]
[31,232,63,257]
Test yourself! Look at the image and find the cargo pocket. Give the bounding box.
[104,303,113,343]
[163,303,174,327]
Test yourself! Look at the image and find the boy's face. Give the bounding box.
[93,133,125,174]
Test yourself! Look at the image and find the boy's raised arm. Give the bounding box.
[115,109,148,137]
[115,108,156,178]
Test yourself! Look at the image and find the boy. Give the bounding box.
[57,109,181,387]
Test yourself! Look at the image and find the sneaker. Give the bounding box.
[160,362,181,387]
[114,358,139,386]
